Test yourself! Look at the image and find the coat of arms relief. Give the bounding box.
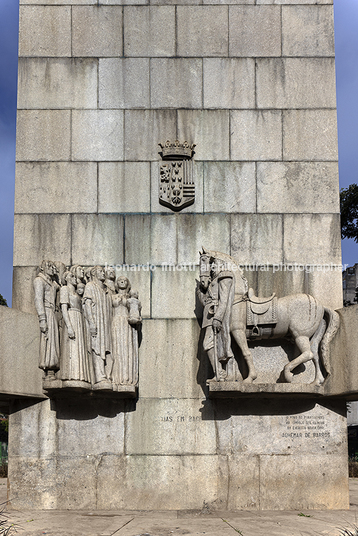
[158,140,196,211]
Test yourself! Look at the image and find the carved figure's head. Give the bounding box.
[54,261,67,285]
[116,276,130,293]
[40,260,56,278]
[71,265,84,281]
[85,267,93,283]
[64,271,76,287]
[92,265,105,282]
[105,266,116,281]
[77,282,85,296]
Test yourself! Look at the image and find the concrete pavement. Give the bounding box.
[2,478,358,536]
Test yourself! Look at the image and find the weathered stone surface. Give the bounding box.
[124,110,176,161]
[204,162,256,213]
[125,214,177,265]
[226,456,260,510]
[152,269,199,319]
[13,214,71,267]
[177,110,230,161]
[177,214,231,265]
[99,58,149,109]
[19,6,71,57]
[21,0,98,3]
[56,400,125,456]
[283,214,341,264]
[328,306,358,398]
[15,162,97,214]
[203,58,255,109]
[72,110,124,161]
[10,0,345,514]
[98,162,150,213]
[257,0,332,3]
[12,266,37,314]
[306,269,343,311]
[151,59,202,108]
[228,400,346,456]
[257,162,339,214]
[123,6,175,57]
[282,5,335,57]
[204,0,254,4]
[256,267,305,299]
[0,307,44,398]
[231,214,283,264]
[72,6,123,57]
[230,110,282,161]
[16,110,71,161]
[139,320,205,398]
[71,215,124,266]
[150,161,204,214]
[259,454,349,510]
[257,58,336,109]
[18,58,97,110]
[229,6,281,57]
[126,398,217,455]
[177,6,228,57]
[283,110,338,161]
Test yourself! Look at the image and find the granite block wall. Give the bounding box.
[9,0,347,510]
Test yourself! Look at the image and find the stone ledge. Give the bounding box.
[43,379,137,398]
[208,381,325,398]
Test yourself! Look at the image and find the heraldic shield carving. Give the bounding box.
[158,140,196,211]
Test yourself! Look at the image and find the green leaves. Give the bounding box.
[340,184,358,242]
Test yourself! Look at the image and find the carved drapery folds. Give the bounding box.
[33,261,142,396]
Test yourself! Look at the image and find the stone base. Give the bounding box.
[208,381,325,398]
[43,380,137,398]
[8,396,349,511]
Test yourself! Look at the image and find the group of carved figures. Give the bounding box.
[34,250,340,393]
[33,261,141,390]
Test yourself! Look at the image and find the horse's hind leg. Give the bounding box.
[231,328,257,383]
[284,335,313,383]
[310,319,326,386]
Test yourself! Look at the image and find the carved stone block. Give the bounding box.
[33,262,142,397]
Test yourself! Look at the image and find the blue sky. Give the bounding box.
[0,0,358,306]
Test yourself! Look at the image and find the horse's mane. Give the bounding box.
[201,249,248,296]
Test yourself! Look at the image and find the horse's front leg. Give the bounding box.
[284,335,313,383]
[231,328,257,383]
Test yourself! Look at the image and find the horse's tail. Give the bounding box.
[320,307,340,375]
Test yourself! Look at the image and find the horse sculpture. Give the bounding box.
[197,249,340,385]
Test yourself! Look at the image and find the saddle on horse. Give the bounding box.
[246,288,278,338]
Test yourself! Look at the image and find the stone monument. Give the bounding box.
[1,0,356,511]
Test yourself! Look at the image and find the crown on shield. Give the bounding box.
[158,140,195,161]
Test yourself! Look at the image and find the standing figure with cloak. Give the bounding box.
[33,260,60,381]
[60,270,91,385]
[197,253,236,381]
[83,266,112,385]
[111,276,141,387]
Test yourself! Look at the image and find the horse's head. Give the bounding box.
[199,252,212,291]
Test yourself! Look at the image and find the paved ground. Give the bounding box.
[1,479,358,536]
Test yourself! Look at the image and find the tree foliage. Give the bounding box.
[0,294,7,307]
[341,184,358,242]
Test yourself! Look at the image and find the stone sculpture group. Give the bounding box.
[33,260,141,393]
[198,249,340,386]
